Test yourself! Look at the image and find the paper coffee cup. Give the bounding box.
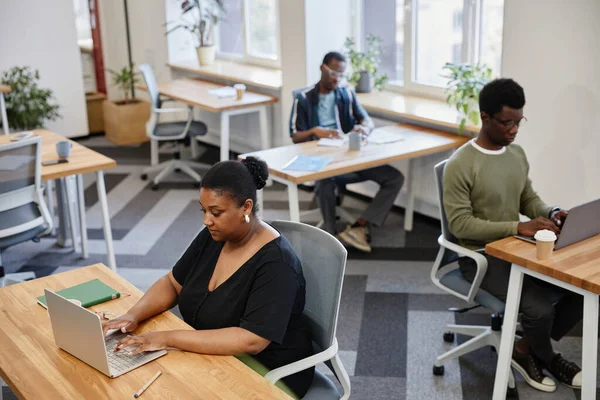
[534,229,557,260]
[234,83,246,100]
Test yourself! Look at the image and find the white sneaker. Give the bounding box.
[337,225,372,253]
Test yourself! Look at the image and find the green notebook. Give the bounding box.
[37,279,120,309]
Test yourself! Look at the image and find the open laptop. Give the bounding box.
[515,197,600,250]
[45,289,167,378]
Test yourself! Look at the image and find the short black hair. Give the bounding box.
[322,51,346,66]
[200,156,269,213]
[479,78,526,116]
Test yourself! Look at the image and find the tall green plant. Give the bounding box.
[0,66,61,130]
[106,65,140,104]
[442,63,492,134]
[344,34,388,91]
[166,0,225,47]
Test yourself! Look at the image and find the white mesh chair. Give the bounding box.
[430,160,517,397]
[139,64,211,190]
[0,137,53,287]
[269,220,351,400]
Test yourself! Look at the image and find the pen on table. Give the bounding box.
[133,370,162,398]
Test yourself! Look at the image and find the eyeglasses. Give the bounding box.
[322,64,347,80]
[493,116,527,130]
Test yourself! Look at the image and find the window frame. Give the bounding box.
[216,0,281,69]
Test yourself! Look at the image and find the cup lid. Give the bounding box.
[534,229,557,242]
[233,83,246,89]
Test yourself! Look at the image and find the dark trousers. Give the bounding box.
[314,165,404,235]
[459,253,583,365]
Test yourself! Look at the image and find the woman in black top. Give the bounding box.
[102,157,314,397]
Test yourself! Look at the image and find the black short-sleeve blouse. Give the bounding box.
[172,228,314,397]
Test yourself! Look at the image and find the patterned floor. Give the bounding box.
[2,137,595,400]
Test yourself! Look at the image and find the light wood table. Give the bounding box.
[0,130,117,271]
[0,84,10,135]
[240,124,469,231]
[143,78,278,161]
[486,235,600,400]
[0,264,290,400]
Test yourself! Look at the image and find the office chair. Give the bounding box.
[0,137,53,287]
[139,64,211,190]
[430,160,517,397]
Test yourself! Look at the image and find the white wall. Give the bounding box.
[0,0,88,137]
[502,0,600,209]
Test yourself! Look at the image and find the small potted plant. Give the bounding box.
[166,0,225,66]
[344,34,388,93]
[1,66,61,131]
[103,64,150,145]
[442,63,492,134]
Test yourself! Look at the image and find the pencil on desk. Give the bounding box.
[133,370,162,398]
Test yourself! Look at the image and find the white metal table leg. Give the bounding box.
[46,180,56,235]
[287,183,300,222]
[220,111,230,161]
[64,177,80,253]
[96,171,116,272]
[256,188,264,219]
[492,265,524,400]
[76,175,88,258]
[404,158,417,231]
[0,93,9,135]
[258,106,270,150]
[581,291,599,400]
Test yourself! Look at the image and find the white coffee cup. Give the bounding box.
[534,229,557,260]
[233,83,246,100]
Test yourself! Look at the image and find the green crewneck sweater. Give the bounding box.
[443,140,553,250]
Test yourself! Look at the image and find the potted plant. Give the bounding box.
[102,64,150,145]
[166,0,225,66]
[0,66,61,131]
[344,34,388,93]
[442,63,492,134]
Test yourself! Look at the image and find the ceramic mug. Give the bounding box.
[56,141,72,158]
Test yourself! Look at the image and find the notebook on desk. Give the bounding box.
[37,279,120,309]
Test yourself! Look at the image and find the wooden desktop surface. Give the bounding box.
[240,124,469,184]
[168,59,283,91]
[0,264,290,400]
[486,235,600,294]
[357,91,480,134]
[0,84,10,93]
[149,79,278,113]
[0,130,116,180]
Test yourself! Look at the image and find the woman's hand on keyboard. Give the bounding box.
[102,313,139,335]
[114,332,168,355]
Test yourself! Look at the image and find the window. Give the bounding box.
[357,0,504,97]
[218,0,280,67]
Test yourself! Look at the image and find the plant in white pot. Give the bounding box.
[344,34,388,93]
[167,0,225,66]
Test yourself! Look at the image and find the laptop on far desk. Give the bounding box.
[45,289,167,378]
[515,197,600,250]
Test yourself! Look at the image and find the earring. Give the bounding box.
[244,214,250,224]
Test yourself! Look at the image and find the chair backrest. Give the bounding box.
[270,220,347,351]
[139,64,160,109]
[434,160,458,244]
[0,137,51,240]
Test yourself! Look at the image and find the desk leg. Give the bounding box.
[288,183,300,222]
[76,175,88,259]
[64,177,80,253]
[96,171,117,272]
[46,180,56,236]
[404,158,416,232]
[0,93,8,135]
[492,265,523,400]
[220,111,230,161]
[258,106,270,150]
[581,292,599,400]
[256,188,264,219]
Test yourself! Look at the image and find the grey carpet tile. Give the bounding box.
[348,376,406,400]
[337,275,368,351]
[407,293,474,312]
[355,293,408,378]
[1,387,17,400]
[83,173,129,209]
[86,228,130,240]
[106,184,171,231]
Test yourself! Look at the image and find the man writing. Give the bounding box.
[443,78,582,392]
[290,52,403,252]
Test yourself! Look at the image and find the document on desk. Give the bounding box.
[208,86,236,98]
[283,155,333,172]
[368,127,405,144]
[318,138,345,147]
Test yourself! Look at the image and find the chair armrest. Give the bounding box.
[264,340,339,384]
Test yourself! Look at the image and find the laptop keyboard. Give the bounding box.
[105,334,159,373]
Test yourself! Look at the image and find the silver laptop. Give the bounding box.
[45,289,167,378]
[515,197,600,250]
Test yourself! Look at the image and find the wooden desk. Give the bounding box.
[0,264,290,399]
[0,84,10,135]
[0,130,117,271]
[145,78,278,162]
[240,124,469,231]
[486,235,600,399]
[357,91,480,134]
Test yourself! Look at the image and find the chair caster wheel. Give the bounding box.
[151,183,159,191]
[507,386,518,398]
[443,332,455,343]
[141,174,148,180]
[490,346,497,353]
[175,168,181,173]
[433,365,444,376]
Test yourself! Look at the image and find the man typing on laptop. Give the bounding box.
[443,78,582,392]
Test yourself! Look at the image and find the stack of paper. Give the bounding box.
[368,127,405,144]
[208,86,236,98]
[318,138,345,147]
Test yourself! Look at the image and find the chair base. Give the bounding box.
[142,159,211,186]
[1,271,36,287]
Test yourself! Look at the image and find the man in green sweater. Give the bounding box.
[443,78,583,392]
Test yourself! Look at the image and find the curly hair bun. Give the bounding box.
[241,156,269,190]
